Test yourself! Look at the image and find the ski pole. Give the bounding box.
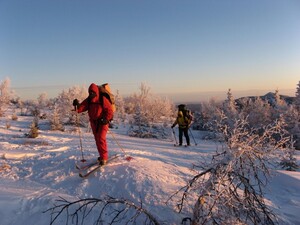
[75,105,86,162]
[172,128,178,145]
[108,130,133,161]
[188,128,197,146]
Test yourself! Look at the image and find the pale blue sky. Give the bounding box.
[0,0,299,102]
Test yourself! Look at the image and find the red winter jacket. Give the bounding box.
[77,83,114,123]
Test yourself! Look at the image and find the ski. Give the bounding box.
[174,144,189,147]
[76,154,119,171]
[76,160,98,170]
[79,155,119,178]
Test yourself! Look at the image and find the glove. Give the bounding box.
[73,99,79,107]
[99,118,109,125]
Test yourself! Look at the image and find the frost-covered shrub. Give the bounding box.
[126,83,174,139]
[113,90,126,124]
[193,98,223,133]
[241,97,272,129]
[128,124,170,139]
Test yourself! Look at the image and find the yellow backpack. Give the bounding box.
[98,83,116,113]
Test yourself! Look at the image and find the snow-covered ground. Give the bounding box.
[0,107,299,225]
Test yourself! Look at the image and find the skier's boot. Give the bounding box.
[97,157,107,166]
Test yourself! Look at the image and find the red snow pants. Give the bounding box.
[91,122,109,160]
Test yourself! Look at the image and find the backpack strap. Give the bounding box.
[99,92,113,105]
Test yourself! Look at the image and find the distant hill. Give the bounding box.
[236,92,295,109]
[183,92,295,112]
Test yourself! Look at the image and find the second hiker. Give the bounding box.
[73,83,114,165]
[171,104,192,146]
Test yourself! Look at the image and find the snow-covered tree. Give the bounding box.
[37,92,49,108]
[49,104,65,131]
[0,77,12,116]
[267,89,288,126]
[113,90,126,124]
[129,83,151,128]
[241,97,272,129]
[194,98,224,139]
[55,85,88,126]
[169,116,290,224]
[222,88,239,129]
[200,98,223,125]
[274,88,284,106]
[291,81,300,149]
[127,83,174,139]
[224,88,237,112]
[295,80,300,112]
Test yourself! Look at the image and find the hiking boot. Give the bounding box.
[99,159,107,166]
[100,160,107,165]
[97,157,107,165]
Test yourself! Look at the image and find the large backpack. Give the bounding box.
[178,104,193,124]
[98,83,116,113]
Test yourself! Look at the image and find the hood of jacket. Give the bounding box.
[88,83,99,103]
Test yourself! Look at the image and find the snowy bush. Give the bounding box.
[126,83,174,139]
[192,98,223,133]
[113,90,126,124]
[241,97,272,129]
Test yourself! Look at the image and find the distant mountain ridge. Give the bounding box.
[184,92,295,112]
[236,92,295,108]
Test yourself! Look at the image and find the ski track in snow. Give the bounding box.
[0,109,300,225]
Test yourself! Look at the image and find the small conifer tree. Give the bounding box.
[50,105,65,131]
[28,116,39,138]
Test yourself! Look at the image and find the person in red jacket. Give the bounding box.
[73,83,114,165]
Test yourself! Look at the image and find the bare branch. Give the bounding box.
[44,196,160,225]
